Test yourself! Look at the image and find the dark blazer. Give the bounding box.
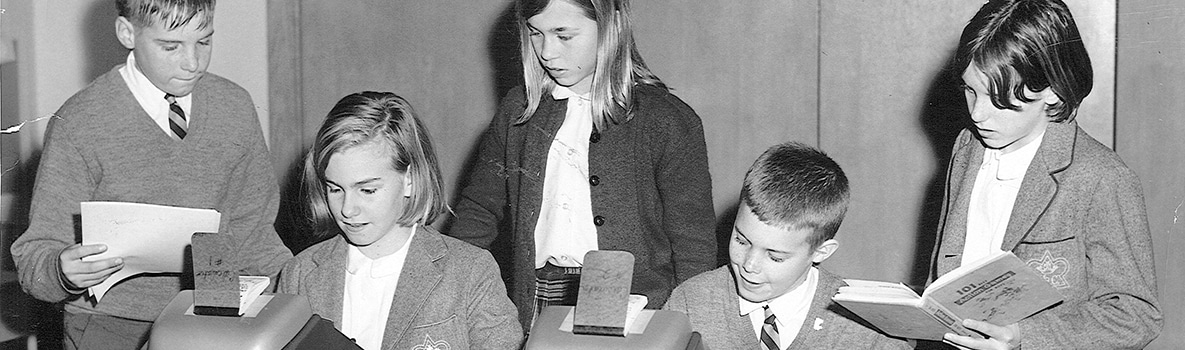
[933,120,1162,348]
[664,266,911,350]
[278,227,523,350]
[450,85,717,327]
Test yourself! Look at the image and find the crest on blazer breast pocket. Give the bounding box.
[412,334,451,350]
[1026,250,1070,289]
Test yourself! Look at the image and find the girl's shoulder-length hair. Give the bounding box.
[515,0,666,131]
[301,92,448,238]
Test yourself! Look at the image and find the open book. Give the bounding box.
[832,251,1063,340]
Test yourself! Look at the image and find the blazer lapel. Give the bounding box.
[938,132,982,275]
[380,229,446,349]
[308,237,349,326]
[1000,121,1075,251]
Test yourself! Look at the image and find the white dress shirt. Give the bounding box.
[738,267,819,349]
[341,226,416,350]
[118,52,192,136]
[533,86,598,268]
[962,133,1044,265]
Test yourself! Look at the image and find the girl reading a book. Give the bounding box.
[279,92,523,350]
[931,0,1162,348]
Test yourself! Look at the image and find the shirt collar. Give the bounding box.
[120,52,191,105]
[345,224,417,278]
[551,85,590,101]
[737,267,819,317]
[118,52,193,112]
[985,131,1044,181]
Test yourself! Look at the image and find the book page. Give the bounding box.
[925,251,1063,325]
[834,279,923,302]
[81,201,221,301]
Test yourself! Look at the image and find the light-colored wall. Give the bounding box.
[814,0,1116,284]
[3,0,269,152]
[0,0,270,222]
[1116,1,1185,348]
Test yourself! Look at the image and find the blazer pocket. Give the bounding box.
[405,314,467,350]
[412,314,458,329]
[1018,228,1075,244]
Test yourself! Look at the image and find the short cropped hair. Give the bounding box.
[515,0,665,131]
[955,0,1092,122]
[117,0,215,31]
[302,92,447,237]
[740,142,849,248]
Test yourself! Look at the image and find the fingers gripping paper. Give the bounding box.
[81,201,221,301]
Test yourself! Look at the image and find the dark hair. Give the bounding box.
[955,0,1092,122]
[116,0,215,30]
[740,142,849,248]
[515,0,665,131]
[302,92,447,238]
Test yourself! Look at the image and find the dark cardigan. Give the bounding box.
[450,85,718,328]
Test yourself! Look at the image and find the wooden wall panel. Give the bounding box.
[1116,1,1185,348]
[632,0,819,224]
[817,1,1117,285]
[817,1,982,284]
[297,0,513,191]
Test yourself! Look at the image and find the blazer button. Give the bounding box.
[590,132,601,143]
[589,175,600,186]
[593,215,605,226]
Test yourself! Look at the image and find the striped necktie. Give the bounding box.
[760,305,780,350]
[165,94,188,140]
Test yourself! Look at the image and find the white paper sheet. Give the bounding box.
[81,201,221,302]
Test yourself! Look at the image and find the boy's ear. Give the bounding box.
[810,239,839,264]
[115,17,136,50]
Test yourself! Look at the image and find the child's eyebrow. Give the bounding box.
[350,177,383,187]
[527,22,579,34]
[324,177,383,188]
[732,225,747,239]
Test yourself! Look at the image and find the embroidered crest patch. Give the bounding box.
[1026,250,1070,289]
[412,334,451,350]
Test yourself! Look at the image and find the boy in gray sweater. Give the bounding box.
[10,1,291,348]
[664,142,909,350]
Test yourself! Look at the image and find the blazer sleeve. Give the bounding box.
[464,252,524,349]
[1019,167,1162,349]
[449,90,520,249]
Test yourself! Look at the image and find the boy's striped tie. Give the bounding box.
[760,306,780,350]
[165,94,187,140]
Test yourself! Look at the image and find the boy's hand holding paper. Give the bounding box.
[58,242,125,291]
[80,201,221,301]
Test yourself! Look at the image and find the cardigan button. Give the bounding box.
[589,175,600,186]
[590,132,601,143]
[593,215,605,226]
